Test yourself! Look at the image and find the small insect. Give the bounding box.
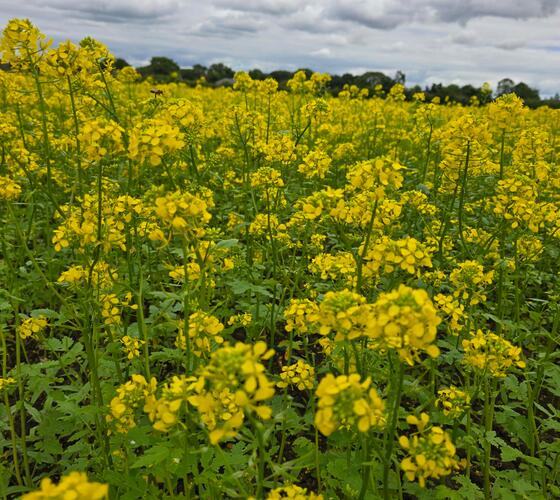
[150,88,163,96]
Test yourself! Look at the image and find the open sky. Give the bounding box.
[1,0,559,96]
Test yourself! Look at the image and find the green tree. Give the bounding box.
[114,58,130,70]
[206,63,234,83]
[137,56,180,78]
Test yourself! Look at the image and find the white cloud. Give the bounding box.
[310,48,332,58]
[0,0,559,95]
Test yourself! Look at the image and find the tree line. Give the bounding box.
[118,56,559,109]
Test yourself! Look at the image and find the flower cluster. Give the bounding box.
[265,484,323,499]
[99,292,136,326]
[0,175,22,199]
[450,260,494,306]
[317,289,369,342]
[346,158,404,199]
[144,375,200,432]
[154,189,212,238]
[188,387,244,444]
[462,329,526,377]
[362,236,433,277]
[315,373,386,436]
[250,166,284,190]
[436,386,471,418]
[52,194,149,253]
[368,285,441,364]
[78,118,124,162]
[399,413,461,488]
[227,312,252,327]
[433,294,465,334]
[309,252,356,285]
[120,335,144,360]
[106,374,156,433]
[17,316,48,340]
[0,19,50,69]
[298,149,331,179]
[284,299,320,336]
[492,177,541,233]
[57,261,116,288]
[128,118,185,166]
[278,360,315,391]
[175,311,225,356]
[21,472,108,500]
[191,342,275,443]
[0,376,16,391]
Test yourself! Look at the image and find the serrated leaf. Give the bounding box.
[215,239,239,248]
[131,445,171,469]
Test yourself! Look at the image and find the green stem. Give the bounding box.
[67,75,84,201]
[15,325,32,486]
[383,357,404,500]
[483,377,497,500]
[356,199,379,293]
[358,433,373,500]
[250,413,266,498]
[457,141,472,258]
[0,326,24,486]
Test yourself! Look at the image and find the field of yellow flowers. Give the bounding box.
[1,19,559,500]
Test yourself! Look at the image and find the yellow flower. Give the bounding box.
[106,374,157,433]
[462,329,526,377]
[284,299,320,336]
[436,386,471,418]
[17,316,48,340]
[315,373,386,436]
[434,294,465,334]
[309,252,356,286]
[78,118,124,162]
[277,360,315,391]
[450,260,494,306]
[143,375,201,433]
[367,285,441,364]
[154,189,212,238]
[188,388,244,444]
[399,413,461,488]
[227,313,252,327]
[346,158,404,200]
[361,236,432,278]
[0,175,22,199]
[128,118,184,166]
[0,19,51,69]
[298,148,331,179]
[0,376,16,391]
[121,335,144,360]
[191,341,275,443]
[317,289,369,342]
[22,471,108,499]
[265,484,323,499]
[250,166,284,190]
[175,311,225,356]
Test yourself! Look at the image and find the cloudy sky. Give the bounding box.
[1,0,559,95]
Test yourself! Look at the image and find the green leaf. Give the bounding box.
[131,445,171,469]
[500,444,543,467]
[215,239,239,248]
[227,279,272,297]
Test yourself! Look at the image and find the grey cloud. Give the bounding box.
[328,0,560,31]
[31,0,182,22]
[451,32,477,45]
[191,15,264,37]
[1,0,560,96]
[432,0,560,23]
[329,2,418,30]
[213,0,301,16]
[494,40,528,50]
